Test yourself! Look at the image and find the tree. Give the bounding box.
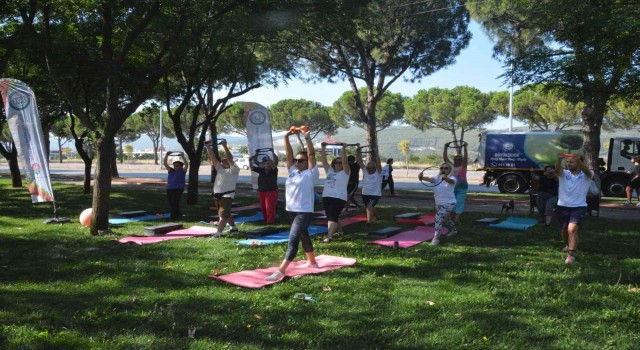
[605,99,640,131]
[124,144,134,163]
[35,1,206,233]
[289,0,470,161]
[513,84,582,130]
[398,139,410,176]
[330,89,404,133]
[269,99,338,139]
[128,103,175,164]
[469,0,640,170]
[404,86,497,144]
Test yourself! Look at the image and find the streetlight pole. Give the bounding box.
[508,61,514,132]
[159,106,163,169]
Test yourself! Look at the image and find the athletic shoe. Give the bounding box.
[565,254,575,264]
[623,201,632,206]
[265,270,284,281]
[636,202,640,207]
[431,238,440,246]
[561,245,569,252]
[228,227,239,233]
[213,233,222,238]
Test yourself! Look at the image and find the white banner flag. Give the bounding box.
[244,102,274,190]
[0,78,55,203]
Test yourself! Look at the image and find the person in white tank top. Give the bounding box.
[320,142,350,242]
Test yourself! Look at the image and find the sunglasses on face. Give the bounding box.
[440,167,450,170]
[295,159,307,163]
[334,162,342,165]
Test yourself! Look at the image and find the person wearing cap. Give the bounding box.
[163,152,189,220]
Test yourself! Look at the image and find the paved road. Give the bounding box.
[1,162,499,193]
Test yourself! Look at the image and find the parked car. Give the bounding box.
[235,157,251,170]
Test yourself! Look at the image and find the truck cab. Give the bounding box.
[601,137,640,196]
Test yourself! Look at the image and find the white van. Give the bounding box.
[234,157,251,170]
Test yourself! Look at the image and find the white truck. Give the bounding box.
[476,131,640,197]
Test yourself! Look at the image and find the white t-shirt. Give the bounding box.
[322,168,349,201]
[286,166,320,212]
[558,169,592,207]
[381,164,390,180]
[362,170,383,196]
[213,163,240,198]
[432,175,457,206]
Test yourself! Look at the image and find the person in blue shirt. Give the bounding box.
[164,152,189,220]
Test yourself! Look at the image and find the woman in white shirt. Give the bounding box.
[320,142,350,242]
[266,127,319,281]
[418,162,458,246]
[356,145,383,223]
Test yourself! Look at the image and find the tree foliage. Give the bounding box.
[514,84,583,130]
[287,0,470,160]
[468,0,640,169]
[404,86,497,143]
[330,89,404,133]
[269,99,337,139]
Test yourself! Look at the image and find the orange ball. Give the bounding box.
[79,208,92,227]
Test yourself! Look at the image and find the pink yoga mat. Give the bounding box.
[369,226,448,249]
[114,226,217,245]
[316,215,368,226]
[396,213,435,226]
[209,255,357,289]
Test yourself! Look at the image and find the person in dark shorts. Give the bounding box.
[553,154,593,264]
[624,155,640,206]
[381,158,395,196]
[163,152,189,220]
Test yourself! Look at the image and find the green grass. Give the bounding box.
[1,180,639,349]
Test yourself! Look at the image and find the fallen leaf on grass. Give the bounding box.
[425,301,435,306]
[209,268,222,276]
[628,287,639,293]
[254,314,262,319]
[322,286,332,292]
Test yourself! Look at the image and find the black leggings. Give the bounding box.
[166,188,183,218]
[285,212,314,261]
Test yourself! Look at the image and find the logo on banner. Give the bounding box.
[249,110,266,125]
[8,91,31,110]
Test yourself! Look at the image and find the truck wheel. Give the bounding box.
[497,174,527,194]
[602,177,627,197]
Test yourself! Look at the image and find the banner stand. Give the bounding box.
[44,201,70,224]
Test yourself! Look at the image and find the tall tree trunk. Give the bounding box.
[57,137,63,163]
[186,157,201,205]
[91,137,114,234]
[110,140,119,178]
[8,145,22,188]
[581,102,606,173]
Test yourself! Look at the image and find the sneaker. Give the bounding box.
[265,270,284,281]
[228,227,239,233]
[431,237,440,246]
[565,254,575,264]
[636,202,640,207]
[447,230,458,237]
[623,201,632,206]
[561,245,569,252]
[213,232,222,238]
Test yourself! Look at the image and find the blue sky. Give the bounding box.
[114,21,525,151]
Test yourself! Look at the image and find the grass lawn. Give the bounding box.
[0,179,639,349]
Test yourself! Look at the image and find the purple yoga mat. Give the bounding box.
[209,255,357,289]
[369,226,448,249]
[114,226,217,245]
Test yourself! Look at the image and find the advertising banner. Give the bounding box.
[245,102,274,190]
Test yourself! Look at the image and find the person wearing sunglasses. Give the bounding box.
[355,144,383,223]
[418,162,458,246]
[320,142,351,243]
[266,127,319,281]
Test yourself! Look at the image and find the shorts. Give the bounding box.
[322,197,346,222]
[362,195,380,207]
[215,197,233,219]
[556,206,587,230]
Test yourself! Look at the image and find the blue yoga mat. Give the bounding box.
[489,217,538,231]
[235,225,329,246]
[109,213,171,225]
[201,212,280,225]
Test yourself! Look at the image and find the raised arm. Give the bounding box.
[182,154,189,173]
[303,130,316,170]
[284,130,294,168]
[576,156,593,179]
[206,143,219,168]
[442,142,451,163]
[220,140,234,166]
[418,172,435,183]
[355,143,365,169]
[341,143,350,176]
[320,143,330,173]
[374,150,382,173]
[553,155,562,181]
